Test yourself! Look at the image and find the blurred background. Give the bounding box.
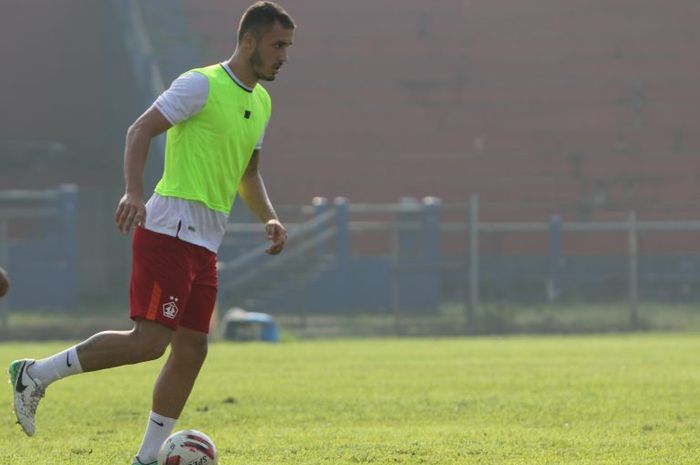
[1,0,699,339]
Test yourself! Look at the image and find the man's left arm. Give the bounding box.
[238,150,287,255]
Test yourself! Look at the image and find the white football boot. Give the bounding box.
[131,457,157,465]
[8,359,45,436]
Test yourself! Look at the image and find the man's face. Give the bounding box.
[248,22,294,81]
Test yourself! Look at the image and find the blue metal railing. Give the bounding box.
[0,185,79,314]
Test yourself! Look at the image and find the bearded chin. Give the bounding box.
[253,66,275,81]
[249,49,274,81]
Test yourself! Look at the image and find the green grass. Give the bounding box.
[1,334,699,464]
[273,302,700,337]
[5,302,700,341]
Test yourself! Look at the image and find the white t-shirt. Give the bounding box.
[144,63,268,253]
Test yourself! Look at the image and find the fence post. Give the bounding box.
[547,215,563,303]
[627,211,639,328]
[0,219,8,327]
[391,214,401,334]
[58,185,79,309]
[422,197,442,313]
[333,197,349,267]
[393,198,418,334]
[422,197,441,262]
[312,197,330,257]
[466,194,479,332]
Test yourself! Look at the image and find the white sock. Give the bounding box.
[136,411,177,464]
[28,346,83,387]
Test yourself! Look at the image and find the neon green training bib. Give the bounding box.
[154,64,271,213]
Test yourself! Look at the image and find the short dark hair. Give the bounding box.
[237,2,295,42]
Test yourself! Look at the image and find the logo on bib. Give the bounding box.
[163,297,179,319]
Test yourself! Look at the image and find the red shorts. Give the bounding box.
[130,227,218,333]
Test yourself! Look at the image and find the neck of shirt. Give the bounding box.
[220,62,254,92]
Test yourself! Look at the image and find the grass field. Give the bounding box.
[1,334,699,464]
[5,302,700,341]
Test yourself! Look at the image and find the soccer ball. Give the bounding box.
[157,429,218,465]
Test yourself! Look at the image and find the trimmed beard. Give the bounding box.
[249,47,275,81]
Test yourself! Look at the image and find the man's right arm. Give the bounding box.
[114,106,172,234]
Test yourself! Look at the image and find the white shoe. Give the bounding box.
[131,457,157,465]
[8,359,45,436]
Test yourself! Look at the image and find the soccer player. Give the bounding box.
[8,2,294,464]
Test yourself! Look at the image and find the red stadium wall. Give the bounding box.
[0,2,141,189]
[0,3,107,143]
[179,0,700,225]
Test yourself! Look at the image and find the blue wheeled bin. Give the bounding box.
[221,308,279,342]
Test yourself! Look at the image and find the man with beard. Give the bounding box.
[8,3,295,464]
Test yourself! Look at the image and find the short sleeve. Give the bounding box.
[154,72,209,125]
[255,119,270,150]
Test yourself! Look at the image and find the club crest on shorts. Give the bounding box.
[163,296,180,319]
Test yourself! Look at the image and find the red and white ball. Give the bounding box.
[157,429,218,465]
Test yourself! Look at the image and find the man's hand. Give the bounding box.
[0,266,9,298]
[265,219,287,255]
[115,193,146,234]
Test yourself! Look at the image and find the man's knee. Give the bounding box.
[171,328,209,363]
[131,320,172,362]
[136,337,169,361]
[176,338,208,362]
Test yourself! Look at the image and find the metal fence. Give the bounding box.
[2,190,699,336]
[216,196,700,335]
[0,185,79,323]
